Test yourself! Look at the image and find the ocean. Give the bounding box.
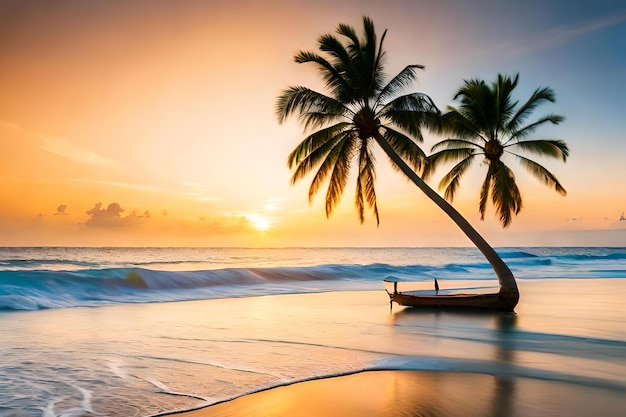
[1,247,625,416]
[2,246,626,311]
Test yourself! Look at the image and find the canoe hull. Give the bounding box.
[388,291,517,312]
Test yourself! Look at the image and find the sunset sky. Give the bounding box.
[1,0,625,247]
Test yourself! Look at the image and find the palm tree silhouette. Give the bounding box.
[425,74,569,227]
[276,16,519,311]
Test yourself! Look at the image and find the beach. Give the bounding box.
[2,271,625,415]
[176,370,626,417]
[167,279,626,417]
[1,247,626,416]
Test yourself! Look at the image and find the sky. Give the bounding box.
[1,0,625,247]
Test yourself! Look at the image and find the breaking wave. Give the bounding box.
[1,247,625,310]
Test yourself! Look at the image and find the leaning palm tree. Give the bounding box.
[425,74,569,227]
[276,16,519,311]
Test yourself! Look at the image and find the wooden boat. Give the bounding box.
[384,278,518,312]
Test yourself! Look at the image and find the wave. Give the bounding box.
[497,251,539,259]
[561,253,626,261]
[0,258,101,270]
[2,247,626,311]
[0,262,494,311]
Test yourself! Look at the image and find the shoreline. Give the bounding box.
[168,369,626,417]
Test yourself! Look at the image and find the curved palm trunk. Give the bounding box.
[374,133,519,311]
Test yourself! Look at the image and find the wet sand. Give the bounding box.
[168,278,626,417]
[173,370,626,417]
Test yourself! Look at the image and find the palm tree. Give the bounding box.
[276,16,519,311]
[425,74,569,227]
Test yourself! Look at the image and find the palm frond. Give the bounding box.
[287,122,350,168]
[490,161,522,227]
[324,133,357,217]
[453,78,494,135]
[438,110,485,141]
[506,85,556,132]
[355,139,379,224]
[479,166,493,221]
[300,111,348,132]
[430,138,482,152]
[376,65,422,106]
[506,139,569,162]
[293,51,352,100]
[317,34,350,64]
[306,130,353,203]
[343,16,384,99]
[507,114,565,141]
[373,28,388,93]
[276,86,346,125]
[383,127,427,172]
[516,155,567,195]
[326,20,376,102]
[337,21,361,49]
[439,154,477,202]
[290,132,344,186]
[494,73,519,135]
[423,146,475,180]
[380,93,440,137]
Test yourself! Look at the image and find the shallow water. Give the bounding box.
[1,278,625,417]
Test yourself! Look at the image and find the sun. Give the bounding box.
[246,213,271,232]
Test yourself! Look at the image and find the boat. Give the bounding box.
[384,278,518,312]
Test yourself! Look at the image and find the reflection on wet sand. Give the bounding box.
[390,308,519,417]
[178,369,624,417]
[179,308,624,417]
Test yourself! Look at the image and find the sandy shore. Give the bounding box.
[166,278,626,417]
[172,369,625,417]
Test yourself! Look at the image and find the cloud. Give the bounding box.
[179,182,222,202]
[494,12,626,58]
[0,120,26,133]
[54,204,68,215]
[84,202,148,228]
[40,136,118,168]
[69,179,222,202]
[70,178,165,192]
[0,119,119,168]
[183,214,253,235]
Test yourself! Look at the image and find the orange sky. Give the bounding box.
[1,0,625,247]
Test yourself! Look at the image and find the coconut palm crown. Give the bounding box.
[425,73,569,227]
[275,16,439,224]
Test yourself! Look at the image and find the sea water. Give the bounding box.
[1,247,625,416]
[2,247,626,311]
